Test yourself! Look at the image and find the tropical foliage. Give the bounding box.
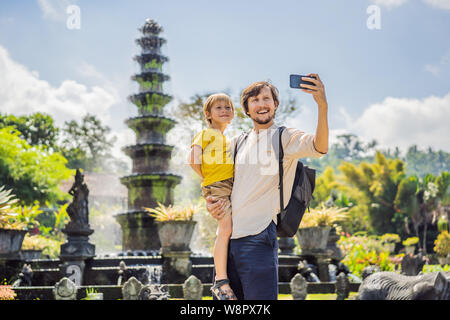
[434,231,450,257]
[21,234,50,250]
[0,112,129,177]
[144,202,197,221]
[0,127,72,205]
[299,204,348,228]
[338,233,396,278]
[0,186,23,230]
[60,113,119,172]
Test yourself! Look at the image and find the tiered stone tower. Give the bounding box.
[115,19,181,251]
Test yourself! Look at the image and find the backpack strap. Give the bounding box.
[233,130,250,164]
[277,126,286,217]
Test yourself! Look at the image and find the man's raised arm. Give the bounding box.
[300,73,329,154]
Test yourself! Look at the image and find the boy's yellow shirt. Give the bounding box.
[191,128,234,187]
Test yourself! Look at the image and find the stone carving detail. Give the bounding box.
[357,271,449,300]
[12,264,33,287]
[335,272,350,300]
[297,260,320,282]
[66,264,83,286]
[361,265,381,280]
[183,275,203,300]
[117,260,128,286]
[401,251,427,276]
[53,277,77,300]
[122,276,143,300]
[138,284,170,300]
[290,273,308,300]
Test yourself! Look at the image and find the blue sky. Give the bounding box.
[0,0,449,161]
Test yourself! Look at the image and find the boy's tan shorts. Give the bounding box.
[201,177,233,216]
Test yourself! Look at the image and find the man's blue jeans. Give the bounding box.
[213,221,279,300]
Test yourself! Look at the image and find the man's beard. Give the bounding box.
[251,111,276,125]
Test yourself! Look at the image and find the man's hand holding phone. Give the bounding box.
[290,73,328,108]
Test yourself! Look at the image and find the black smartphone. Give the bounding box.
[289,74,317,90]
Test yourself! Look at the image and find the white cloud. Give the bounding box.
[344,93,450,153]
[370,0,450,10]
[370,0,409,9]
[0,45,117,126]
[423,0,450,10]
[0,45,134,167]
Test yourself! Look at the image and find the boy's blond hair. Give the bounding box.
[203,93,234,126]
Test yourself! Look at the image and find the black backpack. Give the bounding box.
[234,126,316,238]
[275,126,316,237]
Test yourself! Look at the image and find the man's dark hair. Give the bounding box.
[240,81,279,116]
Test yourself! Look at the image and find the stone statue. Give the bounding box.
[122,276,143,300]
[53,277,78,300]
[298,259,320,282]
[357,271,449,300]
[117,261,128,286]
[290,273,308,300]
[183,275,203,300]
[335,272,350,300]
[66,169,90,230]
[401,251,427,276]
[12,264,33,287]
[60,169,95,262]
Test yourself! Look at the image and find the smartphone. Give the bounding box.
[289,74,317,90]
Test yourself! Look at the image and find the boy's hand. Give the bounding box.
[206,196,226,220]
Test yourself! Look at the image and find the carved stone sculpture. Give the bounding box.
[183,275,203,300]
[53,277,77,300]
[298,259,320,282]
[122,276,143,300]
[401,251,427,276]
[290,273,308,300]
[335,272,350,300]
[12,264,33,287]
[66,169,91,230]
[357,271,449,300]
[117,260,128,286]
[138,284,170,300]
[60,169,95,264]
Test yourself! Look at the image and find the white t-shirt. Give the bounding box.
[230,124,325,239]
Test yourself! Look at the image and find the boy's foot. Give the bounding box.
[211,279,237,300]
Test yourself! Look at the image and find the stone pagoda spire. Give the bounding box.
[115,19,181,251]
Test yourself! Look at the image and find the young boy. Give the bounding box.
[188,93,237,300]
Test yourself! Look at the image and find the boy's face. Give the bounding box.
[246,86,277,125]
[207,101,234,125]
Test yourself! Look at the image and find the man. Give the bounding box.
[206,73,329,300]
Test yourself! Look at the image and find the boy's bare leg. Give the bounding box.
[214,211,235,298]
